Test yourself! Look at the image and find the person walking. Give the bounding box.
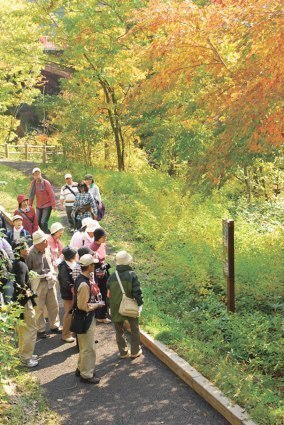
[72,181,97,230]
[70,218,100,249]
[72,254,103,384]
[59,174,78,231]
[14,194,38,235]
[27,230,60,338]
[0,241,13,304]
[107,251,143,359]
[12,240,38,367]
[84,174,105,221]
[28,167,56,233]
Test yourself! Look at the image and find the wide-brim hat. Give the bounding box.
[116,250,133,266]
[86,220,101,233]
[33,230,47,245]
[17,194,28,205]
[79,217,93,231]
[50,222,64,235]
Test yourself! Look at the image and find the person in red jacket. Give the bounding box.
[28,168,56,234]
[14,194,39,235]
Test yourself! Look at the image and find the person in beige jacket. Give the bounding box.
[72,254,103,384]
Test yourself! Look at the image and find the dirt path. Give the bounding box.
[1,161,228,425]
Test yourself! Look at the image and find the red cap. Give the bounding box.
[17,194,29,205]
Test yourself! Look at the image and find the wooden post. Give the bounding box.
[222,219,235,312]
[25,143,28,160]
[43,145,47,163]
[4,143,9,159]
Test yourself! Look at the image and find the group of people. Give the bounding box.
[0,166,144,385]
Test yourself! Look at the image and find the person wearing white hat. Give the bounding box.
[72,254,103,384]
[107,251,143,359]
[59,174,78,231]
[70,218,100,250]
[47,222,64,270]
[28,168,56,234]
[27,230,60,338]
[6,215,32,247]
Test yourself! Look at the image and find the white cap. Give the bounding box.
[79,254,96,266]
[12,215,23,222]
[116,250,133,266]
[65,173,72,179]
[33,230,47,245]
[86,220,101,233]
[50,222,64,235]
[32,167,41,174]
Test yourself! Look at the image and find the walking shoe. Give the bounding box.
[75,368,96,377]
[21,358,39,368]
[32,354,39,360]
[131,348,143,359]
[62,337,75,343]
[119,350,130,359]
[80,376,100,385]
[50,327,62,334]
[37,331,48,339]
[97,318,111,324]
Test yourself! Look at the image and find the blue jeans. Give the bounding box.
[36,206,52,234]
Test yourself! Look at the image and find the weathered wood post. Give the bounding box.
[222,219,235,312]
[43,145,47,163]
[25,143,28,160]
[4,143,9,159]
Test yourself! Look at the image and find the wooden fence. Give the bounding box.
[0,143,63,163]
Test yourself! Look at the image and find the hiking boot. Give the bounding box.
[37,331,48,339]
[32,354,39,360]
[50,327,62,334]
[75,368,96,377]
[21,358,39,368]
[131,348,143,359]
[119,350,130,359]
[80,376,100,385]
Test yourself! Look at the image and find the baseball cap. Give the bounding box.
[12,215,23,222]
[32,167,41,174]
[79,254,96,266]
[65,173,72,179]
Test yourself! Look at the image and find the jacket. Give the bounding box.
[58,260,74,300]
[12,257,37,309]
[14,207,38,235]
[6,228,32,247]
[107,265,143,322]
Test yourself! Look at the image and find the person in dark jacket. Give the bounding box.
[6,215,32,247]
[0,211,7,234]
[58,246,77,343]
[12,240,38,367]
[107,251,143,359]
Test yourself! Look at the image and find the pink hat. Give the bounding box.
[17,194,28,205]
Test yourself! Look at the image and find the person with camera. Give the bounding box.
[59,174,78,231]
[72,181,97,230]
[72,254,104,384]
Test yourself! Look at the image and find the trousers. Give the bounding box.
[34,279,60,332]
[77,318,96,379]
[114,317,140,356]
[18,300,37,360]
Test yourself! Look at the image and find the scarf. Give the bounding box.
[29,179,45,199]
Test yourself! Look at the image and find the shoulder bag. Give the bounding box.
[115,270,139,318]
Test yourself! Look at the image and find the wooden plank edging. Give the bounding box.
[139,330,257,425]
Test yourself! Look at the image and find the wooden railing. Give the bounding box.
[0,143,63,163]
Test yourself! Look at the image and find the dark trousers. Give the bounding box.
[36,206,52,233]
[0,279,14,304]
[95,275,108,319]
[65,206,75,228]
[114,318,140,356]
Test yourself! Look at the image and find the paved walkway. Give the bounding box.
[1,161,229,425]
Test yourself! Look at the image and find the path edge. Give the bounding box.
[139,330,257,425]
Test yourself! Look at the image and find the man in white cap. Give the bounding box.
[72,254,103,384]
[28,168,56,234]
[27,229,60,338]
[59,173,78,231]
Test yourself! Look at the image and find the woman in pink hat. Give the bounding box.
[14,194,39,235]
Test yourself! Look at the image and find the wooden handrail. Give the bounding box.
[0,143,63,163]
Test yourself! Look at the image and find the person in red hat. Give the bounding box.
[14,194,39,235]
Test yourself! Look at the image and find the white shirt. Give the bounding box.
[70,231,94,249]
[60,183,79,206]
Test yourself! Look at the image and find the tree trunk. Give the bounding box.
[244,166,251,203]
